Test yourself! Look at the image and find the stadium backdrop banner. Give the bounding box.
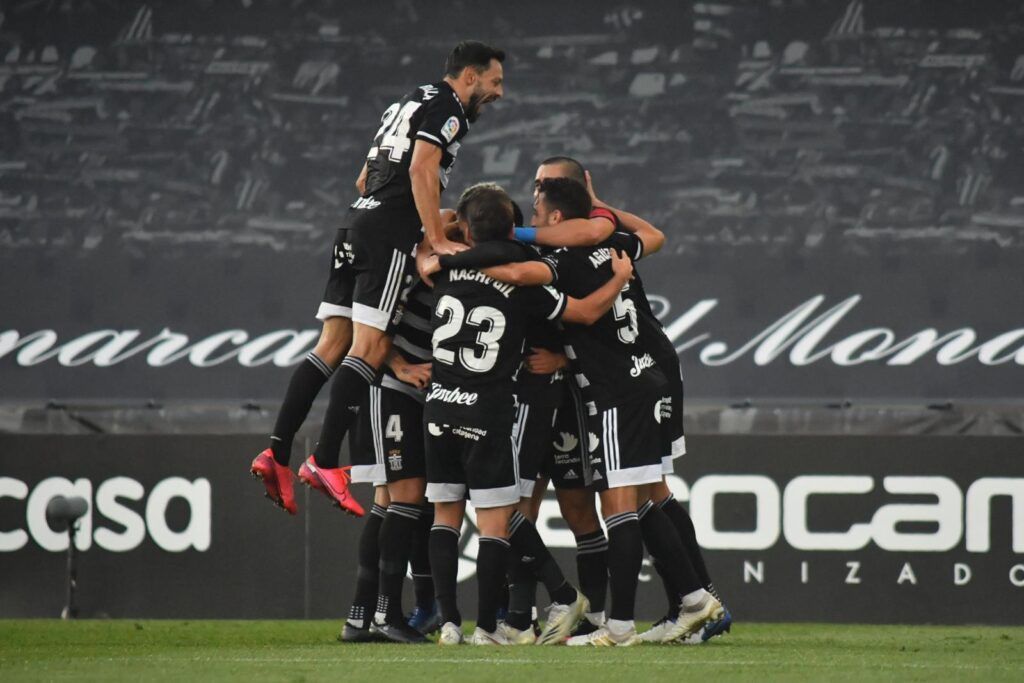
[1,249,1022,402]
[2,433,1021,623]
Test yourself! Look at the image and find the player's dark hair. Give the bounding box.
[457,182,514,243]
[511,200,524,227]
[540,156,587,186]
[445,41,505,78]
[536,177,592,221]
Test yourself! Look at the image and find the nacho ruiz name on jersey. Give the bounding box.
[3,293,1024,370]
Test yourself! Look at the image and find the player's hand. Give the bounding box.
[396,361,432,390]
[418,254,439,287]
[585,170,606,207]
[433,238,468,256]
[526,348,568,375]
[422,254,441,276]
[610,249,633,282]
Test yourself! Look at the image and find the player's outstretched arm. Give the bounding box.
[586,170,665,254]
[415,210,460,286]
[480,261,553,286]
[561,250,633,325]
[528,215,615,247]
[410,141,465,255]
[602,205,665,255]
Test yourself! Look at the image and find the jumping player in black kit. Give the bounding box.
[250,42,505,518]
[419,183,633,645]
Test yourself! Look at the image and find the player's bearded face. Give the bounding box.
[466,61,503,122]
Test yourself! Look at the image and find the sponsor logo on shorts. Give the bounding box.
[441,116,460,142]
[334,242,354,269]
[553,432,578,453]
[564,469,578,480]
[629,352,656,377]
[452,425,487,441]
[427,384,479,405]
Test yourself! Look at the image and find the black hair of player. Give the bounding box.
[536,177,592,221]
[539,156,587,186]
[457,183,514,243]
[511,200,524,227]
[445,41,506,78]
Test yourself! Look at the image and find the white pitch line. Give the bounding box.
[58,655,1024,671]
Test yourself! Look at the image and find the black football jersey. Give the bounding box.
[544,240,667,409]
[427,251,567,426]
[513,244,569,407]
[382,281,434,402]
[363,81,469,201]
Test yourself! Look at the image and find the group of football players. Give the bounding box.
[249,40,732,646]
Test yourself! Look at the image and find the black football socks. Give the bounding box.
[508,511,577,606]
[658,494,721,600]
[574,529,608,620]
[638,500,702,598]
[347,503,386,628]
[312,355,375,468]
[410,504,435,611]
[477,536,511,634]
[604,511,642,622]
[375,503,421,624]
[429,524,462,627]
[269,351,334,465]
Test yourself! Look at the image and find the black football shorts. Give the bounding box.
[424,412,519,509]
[587,393,664,491]
[317,197,421,333]
[351,383,426,485]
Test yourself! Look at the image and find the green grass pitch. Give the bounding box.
[2,620,1023,682]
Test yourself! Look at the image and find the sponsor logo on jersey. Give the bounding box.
[420,84,439,100]
[588,432,600,453]
[564,469,578,480]
[427,383,479,405]
[629,353,656,377]
[441,116,460,143]
[427,422,444,436]
[655,396,672,423]
[351,196,381,210]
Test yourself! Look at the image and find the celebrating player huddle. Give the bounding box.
[250,40,731,646]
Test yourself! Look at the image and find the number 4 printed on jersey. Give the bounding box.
[372,101,422,162]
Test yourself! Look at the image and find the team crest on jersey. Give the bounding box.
[388,450,403,471]
[441,116,460,142]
